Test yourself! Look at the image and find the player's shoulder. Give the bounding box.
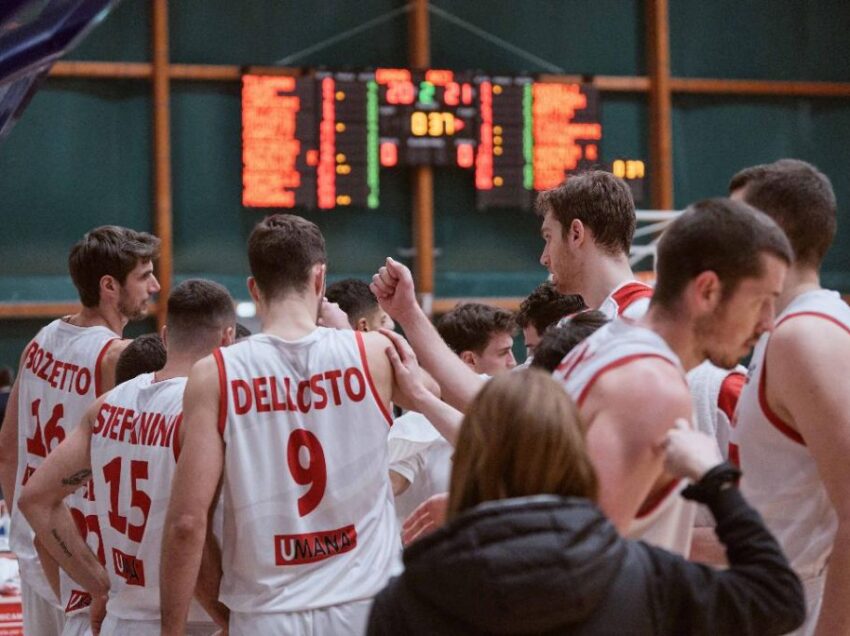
[100,337,132,363]
[771,310,850,361]
[594,356,689,406]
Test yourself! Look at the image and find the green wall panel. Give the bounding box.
[670,0,850,81]
[65,0,150,62]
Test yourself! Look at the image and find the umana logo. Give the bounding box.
[275,524,357,566]
[65,589,91,613]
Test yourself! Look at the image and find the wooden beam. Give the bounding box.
[431,297,523,314]
[669,77,850,97]
[0,302,159,320]
[151,0,173,330]
[646,0,674,210]
[409,0,435,314]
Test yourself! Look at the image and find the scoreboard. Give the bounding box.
[242,68,642,211]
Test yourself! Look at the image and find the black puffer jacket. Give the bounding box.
[368,488,804,635]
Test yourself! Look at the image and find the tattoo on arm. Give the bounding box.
[61,469,91,487]
[51,529,72,558]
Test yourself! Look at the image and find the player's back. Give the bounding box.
[213,329,399,615]
[12,319,117,605]
[734,289,850,579]
[598,280,653,321]
[554,319,696,554]
[88,373,212,628]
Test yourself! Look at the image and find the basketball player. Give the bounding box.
[376,199,792,554]
[0,226,160,636]
[515,282,586,360]
[730,159,850,635]
[326,278,395,332]
[159,214,417,636]
[114,334,167,385]
[18,279,235,635]
[553,199,791,554]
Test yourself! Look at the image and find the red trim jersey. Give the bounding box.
[12,319,118,611]
[214,329,399,615]
[88,373,212,624]
[733,289,850,582]
[599,280,654,320]
[554,318,696,555]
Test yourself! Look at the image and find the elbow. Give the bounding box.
[169,513,207,546]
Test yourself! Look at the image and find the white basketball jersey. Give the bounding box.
[554,319,696,555]
[733,289,850,582]
[12,319,117,609]
[88,373,211,624]
[598,280,653,321]
[214,329,399,614]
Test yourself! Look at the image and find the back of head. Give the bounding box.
[530,311,609,373]
[436,303,516,355]
[652,198,793,310]
[516,282,587,334]
[248,214,326,300]
[447,369,597,519]
[114,334,166,385]
[326,278,377,328]
[535,170,636,256]
[69,226,161,308]
[729,159,836,268]
[166,279,235,354]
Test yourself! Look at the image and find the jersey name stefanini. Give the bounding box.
[93,402,181,448]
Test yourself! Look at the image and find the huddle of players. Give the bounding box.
[0,157,843,635]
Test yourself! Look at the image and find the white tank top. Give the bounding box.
[88,373,212,623]
[553,319,696,555]
[598,280,654,321]
[12,319,118,609]
[733,289,850,580]
[214,329,399,613]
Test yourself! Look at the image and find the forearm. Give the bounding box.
[410,392,461,446]
[161,514,208,634]
[814,522,850,636]
[25,503,108,595]
[194,524,228,629]
[398,307,483,411]
[33,535,61,598]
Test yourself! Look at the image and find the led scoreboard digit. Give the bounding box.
[376,68,477,167]
[242,69,634,210]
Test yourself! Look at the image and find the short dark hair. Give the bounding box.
[115,334,166,385]
[166,279,235,351]
[69,226,160,307]
[730,159,836,268]
[530,311,609,372]
[436,303,516,355]
[652,198,793,309]
[516,283,587,334]
[535,170,636,256]
[326,278,378,328]
[0,366,13,388]
[248,214,326,300]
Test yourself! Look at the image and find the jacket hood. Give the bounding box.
[401,495,627,634]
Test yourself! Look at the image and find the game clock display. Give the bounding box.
[242,68,643,211]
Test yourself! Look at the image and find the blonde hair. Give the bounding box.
[447,368,598,519]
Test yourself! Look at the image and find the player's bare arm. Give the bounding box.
[17,399,108,596]
[581,358,693,532]
[194,496,229,631]
[160,355,225,635]
[767,317,850,636]
[371,258,484,410]
[0,346,31,507]
[97,338,131,394]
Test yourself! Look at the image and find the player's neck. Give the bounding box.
[584,255,636,309]
[154,352,201,382]
[66,304,126,335]
[259,296,319,340]
[778,265,821,313]
[643,305,702,372]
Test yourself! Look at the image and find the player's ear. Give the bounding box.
[313,263,327,297]
[692,270,722,311]
[222,325,235,347]
[100,274,119,301]
[356,317,369,332]
[160,325,168,348]
[568,218,586,247]
[459,350,476,369]
[247,277,261,304]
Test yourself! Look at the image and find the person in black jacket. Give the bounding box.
[368,368,805,636]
